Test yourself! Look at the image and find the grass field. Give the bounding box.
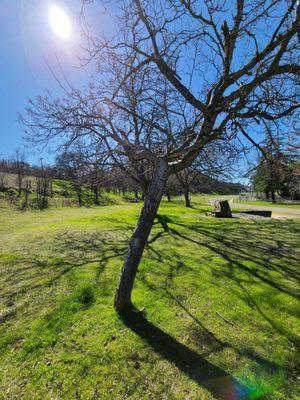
[0,198,299,399]
[235,199,300,209]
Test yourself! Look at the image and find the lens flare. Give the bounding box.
[48,5,72,39]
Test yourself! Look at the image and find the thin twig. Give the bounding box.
[216,311,235,326]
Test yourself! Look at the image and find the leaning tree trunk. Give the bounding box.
[114,159,168,312]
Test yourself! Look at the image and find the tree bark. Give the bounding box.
[77,189,82,207]
[271,189,276,203]
[166,190,171,202]
[93,185,100,205]
[17,175,23,197]
[114,158,168,312]
[184,188,191,207]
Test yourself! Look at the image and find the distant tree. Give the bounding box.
[36,160,51,210]
[84,152,108,205]
[12,149,28,197]
[55,151,87,207]
[176,141,238,207]
[21,178,32,211]
[252,139,297,201]
[164,175,181,202]
[289,162,300,200]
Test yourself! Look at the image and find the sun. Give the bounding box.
[48,5,72,40]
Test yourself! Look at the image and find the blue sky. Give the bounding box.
[0,0,259,184]
[0,0,115,163]
[0,0,292,185]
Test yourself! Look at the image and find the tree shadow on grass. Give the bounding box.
[164,288,282,370]
[152,214,300,347]
[121,308,267,400]
[0,230,129,324]
[154,215,299,295]
[138,269,282,380]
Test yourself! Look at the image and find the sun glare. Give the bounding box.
[48,5,72,39]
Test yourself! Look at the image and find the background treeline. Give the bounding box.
[251,139,300,201]
[0,148,244,210]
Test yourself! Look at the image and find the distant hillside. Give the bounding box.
[0,169,245,196]
[0,171,245,194]
[0,172,37,189]
[191,174,246,194]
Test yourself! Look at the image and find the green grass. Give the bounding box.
[235,199,300,209]
[0,178,133,210]
[0,200,299,399]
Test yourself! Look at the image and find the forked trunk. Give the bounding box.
[114,159,168,312]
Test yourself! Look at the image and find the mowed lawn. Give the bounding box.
[0,199,299,400]
[235,200,300,209]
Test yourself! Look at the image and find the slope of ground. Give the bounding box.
[0,200,299,399]
[0,173,65,191]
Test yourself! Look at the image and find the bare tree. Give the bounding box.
[12,148,28,197]
[176,141,238,207]
[36,159,51,210]
[22,0,300,311]
[82,148,109,205]
[21,178,32,211]
[55,151,87,207]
